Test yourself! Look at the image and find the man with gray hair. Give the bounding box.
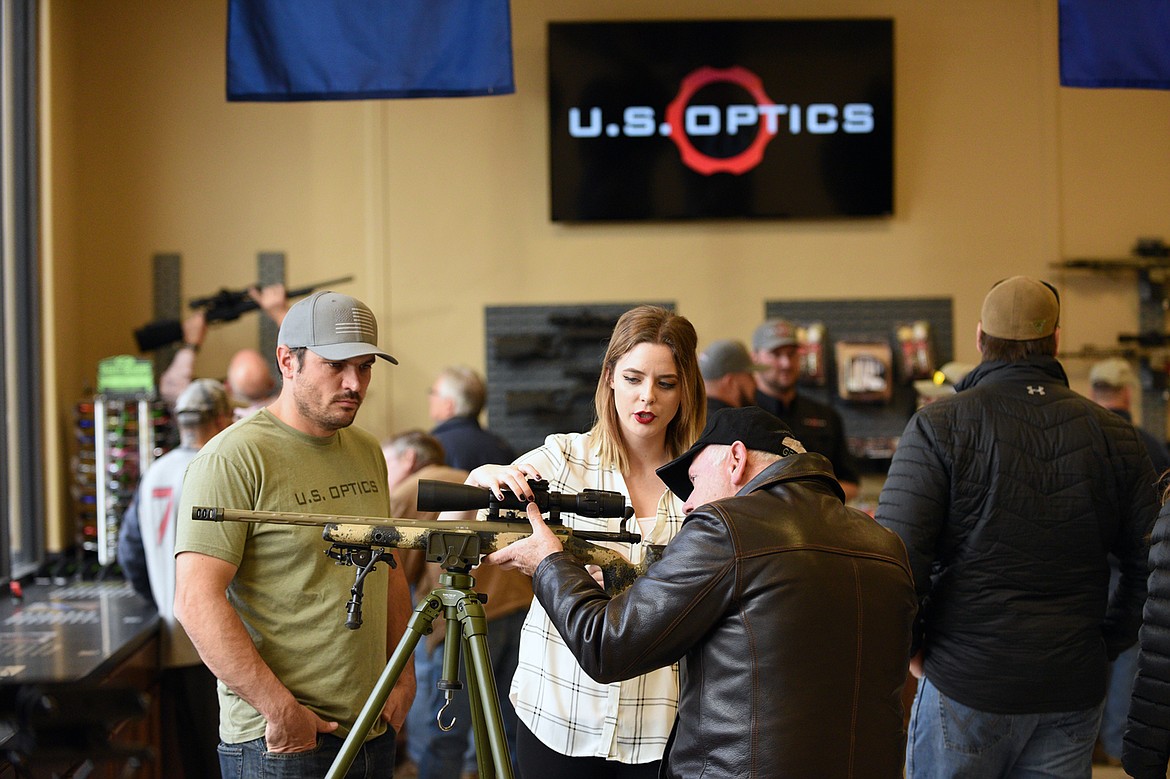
[428,365,516,471]
[118,378,234,779]
[876,277,1159,777]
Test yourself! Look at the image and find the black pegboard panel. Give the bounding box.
[151,253,181,387]
[765,298,954,462]
[485,302,674,455]
[257,252,286,387]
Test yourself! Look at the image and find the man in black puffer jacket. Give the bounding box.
[876,276,1159,778]
[487,406,917,778]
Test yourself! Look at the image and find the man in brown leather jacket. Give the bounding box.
[487,406,916,778]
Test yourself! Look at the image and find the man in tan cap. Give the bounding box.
[876,276,1159,778]
[174,291,415,778]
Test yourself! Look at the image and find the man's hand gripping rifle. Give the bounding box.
[191,479,659,630]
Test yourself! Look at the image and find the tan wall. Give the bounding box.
[42,1,1170,539]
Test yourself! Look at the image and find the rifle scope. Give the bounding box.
[418,479,634,522]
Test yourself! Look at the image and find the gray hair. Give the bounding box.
[434,366,486,418]
[382,429,446,469]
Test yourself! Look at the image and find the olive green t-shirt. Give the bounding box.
[176,409,391,743]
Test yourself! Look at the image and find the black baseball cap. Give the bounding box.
[656,406,805,500]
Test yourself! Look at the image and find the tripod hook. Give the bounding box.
[436,698,457,732]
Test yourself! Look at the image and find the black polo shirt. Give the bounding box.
[754,390,860,485]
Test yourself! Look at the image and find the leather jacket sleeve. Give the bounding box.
[532,508,734,684]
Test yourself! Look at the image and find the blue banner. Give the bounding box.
[227,0,515,101]
[1059,0,1170,89]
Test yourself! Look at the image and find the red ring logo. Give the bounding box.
[665,66,778,176]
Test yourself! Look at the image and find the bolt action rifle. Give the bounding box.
[192,479,664,630]
[133,275,355,352]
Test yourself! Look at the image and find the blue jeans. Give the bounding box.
[407,609,525,779]
[906,676,1103,779]
[1099,643,1138,758]
[217,731,396,779]
[1099,562,1139,759]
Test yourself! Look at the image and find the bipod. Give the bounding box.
[326,560,514,779]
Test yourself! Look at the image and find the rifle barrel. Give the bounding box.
[284,276,355,298]
[189,275,356,309]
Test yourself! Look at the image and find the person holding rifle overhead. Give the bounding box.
[157,282,290,404]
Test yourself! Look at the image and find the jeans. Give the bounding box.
[217,731,396,779]
[906,676,1104,779]
[1099,562,1139,759]
[406,609,526,779]
[1099,643,1138,758]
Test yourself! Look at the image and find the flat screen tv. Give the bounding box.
[548,19,894,222]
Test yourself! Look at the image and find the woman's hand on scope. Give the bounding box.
[466,463,543,502]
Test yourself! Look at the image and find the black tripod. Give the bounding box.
[326,532,515,779]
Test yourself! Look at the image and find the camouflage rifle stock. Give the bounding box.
[191,506,663,599]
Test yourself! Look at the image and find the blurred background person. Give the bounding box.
[383,429,530,779]
[117,378,233,779]
[429,365,517,471]
[1089,357,1170,767]
[751,317,860,501]
[698,338,760,417]
[1124,482,1170,778]
[158,282,290,404]
[226,347,279,419]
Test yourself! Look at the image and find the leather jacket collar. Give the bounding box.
[739,451,846,503]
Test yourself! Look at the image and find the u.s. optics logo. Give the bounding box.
[566,66,876,176]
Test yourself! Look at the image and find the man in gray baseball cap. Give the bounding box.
[751,317,860,501]
[699,339,761,417]
[278,290,397,364]
[175,290,415,778]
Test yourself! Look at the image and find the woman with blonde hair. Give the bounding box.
[467,304,705,778]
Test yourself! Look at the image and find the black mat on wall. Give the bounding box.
[765,297,954,463]
[485,302,674,455]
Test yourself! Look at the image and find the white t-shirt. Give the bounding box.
[135,445,202,667]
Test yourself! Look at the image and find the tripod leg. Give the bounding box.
[463,631,491,778]
[325,596,441,779]
[457,597,515,779]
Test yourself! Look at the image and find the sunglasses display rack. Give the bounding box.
[71,395,173,570]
